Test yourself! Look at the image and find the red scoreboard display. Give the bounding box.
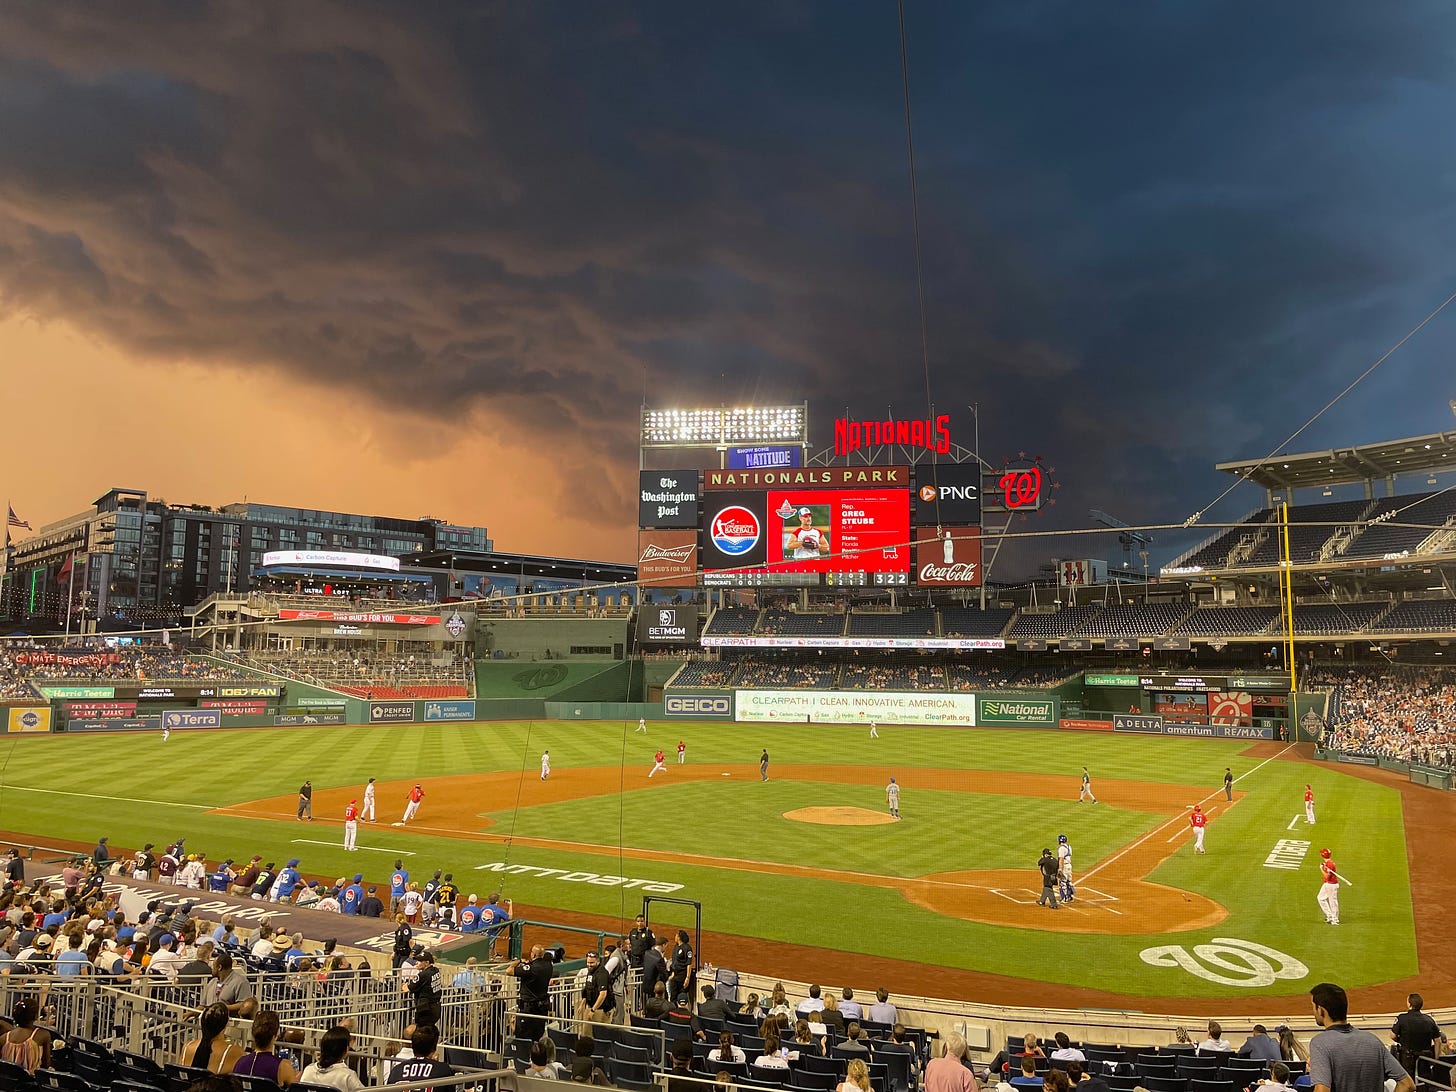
[766,489,909,576]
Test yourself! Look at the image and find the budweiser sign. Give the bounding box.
[915,526,982,586]
[637,530,698,586]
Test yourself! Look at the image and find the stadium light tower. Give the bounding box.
[640,403,809,466]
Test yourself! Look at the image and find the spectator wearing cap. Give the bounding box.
[230,856,261,897]
[209,860,236,893]
[149,933,186,979]
[133,844,157,881]
[359,885,384,918]
[435,873,459,928]
[459,894,480,933]
[480,892,513,956]
[92,837,109,866]
[295,883,322,909]
[250,862,277,900]
[315,887,342,913]
[178,854,207,889]
[275,860,304,903]
[347,875,367,915]
[408,949,443,1027]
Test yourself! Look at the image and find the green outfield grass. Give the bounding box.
[0,721,1415,998]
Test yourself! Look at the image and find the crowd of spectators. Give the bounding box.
[0,643,252,699]
[670,655,1072,693]
[226,648,471,698]
[1308,663,1456,767]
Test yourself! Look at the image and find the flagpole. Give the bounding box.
[65,551,77,637]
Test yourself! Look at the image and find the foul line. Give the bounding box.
[291,839,414,856]
[0,784,210,810]
[1288,814,1301,831]
[1079,742,1299,884]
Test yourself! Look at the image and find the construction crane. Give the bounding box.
[1090,509,1152,570]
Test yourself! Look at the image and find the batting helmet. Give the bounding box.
[1320,848,1332,858]
[1058,834,1068,844]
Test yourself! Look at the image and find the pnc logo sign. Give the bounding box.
[710,505,760,556]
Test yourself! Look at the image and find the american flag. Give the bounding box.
[6,506,29,530]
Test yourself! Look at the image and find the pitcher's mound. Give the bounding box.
[785,806,896,826]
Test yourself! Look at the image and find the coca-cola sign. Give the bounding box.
[915,526,982,586]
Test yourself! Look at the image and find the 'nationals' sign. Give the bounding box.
[835,415,951,457]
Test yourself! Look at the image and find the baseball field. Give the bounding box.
[1,719,1447,1013]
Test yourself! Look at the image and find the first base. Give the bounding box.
[391,821,405,827]
[721,772,730,777]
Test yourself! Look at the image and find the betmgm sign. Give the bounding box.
[637,604,699,645]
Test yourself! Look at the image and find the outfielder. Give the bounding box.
[403,783,425,823]
[1304,783,1316,825]
[1318,848,1341,925]
[870,721,879,739]
[636,718,647,734]
[540,750,551,780]
[343,799,359,851]
[649,749,668,777]
[1078,766,1097,803]
[1057,833,1075,902]
[361,777,376,822]
[1190,804,1207,853]
[885,777,900,819]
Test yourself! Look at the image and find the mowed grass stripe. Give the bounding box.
[0,721,1417,996]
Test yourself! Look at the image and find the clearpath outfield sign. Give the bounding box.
[734,690,976,726]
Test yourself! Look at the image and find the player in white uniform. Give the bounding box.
[161,724,171,742]
[885,777,900,819]
[784,507,829,560]
[869,720,879,738]
[361,777,376,822]
[1056,833,1074,902]
[636,718,647,734]
[540,750,551,780]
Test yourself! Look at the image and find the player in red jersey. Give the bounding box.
[1305,783,1316,825]
[649,749,668,778]
[343,799,359,851]
[1318,848,1340,924]
[1190,804,1207,853]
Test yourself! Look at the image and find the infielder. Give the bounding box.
[343,799,359,851]
[1318,847,1340,925]
[403,784,425,823]
[677,740,686,764]
[361,777,376,822]
[1078,766,1097,803]
[885,777,900,819]
[540,750,551,781]
[1304,783,1316,825]
[1190,804,1207,853]
[760,747,770,781]
[1057,833,1075,902]
[649,749,668,777]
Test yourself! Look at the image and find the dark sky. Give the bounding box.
[1,1,1452,571]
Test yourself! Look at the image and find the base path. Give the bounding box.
[224,764,1225,935]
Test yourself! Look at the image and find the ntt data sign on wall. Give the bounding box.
[735,690,976,727]
[977,696,1059,727]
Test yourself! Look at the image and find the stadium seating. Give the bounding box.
[846,609,937,636]
[1340,490,1456,560]
[1068,604,1193,638]
[1291,601,1389,635]
[229,649,472,698]
[1167,606,1279,637]
[759,611,847,637]
[1169,508,1275,570]
[939,607,1014,638]
[705,607,762,636]
[1005,606,1102,640]
[1368,598,1456,633]
[1238,499,1373,567]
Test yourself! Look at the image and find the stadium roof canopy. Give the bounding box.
[1216,429,1456,493]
